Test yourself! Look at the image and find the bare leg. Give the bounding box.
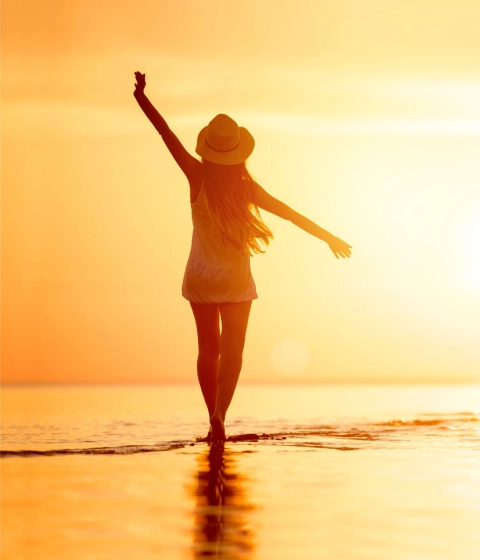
[190,303,220,429]
[210,301,252,442]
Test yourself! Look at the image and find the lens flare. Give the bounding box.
[270,338,310,376]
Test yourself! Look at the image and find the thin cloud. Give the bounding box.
[171,111,480,136]
[3,102,146,137]
[5,101,480,138]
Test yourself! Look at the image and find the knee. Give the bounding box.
[198,341,220,359]
[220,336,245,355]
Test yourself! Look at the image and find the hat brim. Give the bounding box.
[195,126,255,165]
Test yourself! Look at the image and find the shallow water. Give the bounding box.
[2,384,480,559]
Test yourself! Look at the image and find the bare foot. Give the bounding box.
[194,427,212,443]
[210,415,226,443]
[205,427,212,444]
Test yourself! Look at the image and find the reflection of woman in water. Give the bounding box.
[192,445,255,558]
[133,71,352,442]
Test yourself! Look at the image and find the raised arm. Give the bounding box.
[133,72,201,183]
[254,184,352,259]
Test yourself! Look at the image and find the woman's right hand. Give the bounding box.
[134,71,146,94]
[327,236,352,259]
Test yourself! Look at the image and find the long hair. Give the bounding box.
[202,160,273,256]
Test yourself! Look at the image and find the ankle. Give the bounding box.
[210,415,226,442]
[210,412,225,424]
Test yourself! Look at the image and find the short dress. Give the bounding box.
[182,183,258,304]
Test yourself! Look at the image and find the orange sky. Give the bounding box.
[2,0,480,384]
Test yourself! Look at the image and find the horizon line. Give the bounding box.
[2,379,479,388]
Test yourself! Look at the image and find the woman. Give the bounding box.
[133,71,352,443]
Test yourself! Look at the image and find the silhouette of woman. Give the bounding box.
[133,71,352,443]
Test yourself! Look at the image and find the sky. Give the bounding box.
[2,0,480,384]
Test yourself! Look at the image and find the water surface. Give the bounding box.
[2,384,480,559]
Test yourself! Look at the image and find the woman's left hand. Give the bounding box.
[327,236,352,259]
[134,71,146,94]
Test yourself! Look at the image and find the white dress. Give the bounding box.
[182,184,258,304]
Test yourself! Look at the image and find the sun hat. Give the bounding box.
[195,114,255,165]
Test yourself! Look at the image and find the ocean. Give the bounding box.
[2,384,480,559]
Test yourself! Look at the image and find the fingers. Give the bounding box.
[133,72,146,92]
[331,248,351,259]
[330,240,352,258]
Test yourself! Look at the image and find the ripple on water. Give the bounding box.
[2,412,479,457]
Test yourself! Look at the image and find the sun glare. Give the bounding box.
[270,339,310,376]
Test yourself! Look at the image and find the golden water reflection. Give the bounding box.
[191,445,256,559]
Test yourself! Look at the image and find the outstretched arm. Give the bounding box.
[133,72,201,182]
[255,184,352,259]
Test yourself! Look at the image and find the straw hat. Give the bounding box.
[195,114,254,165]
